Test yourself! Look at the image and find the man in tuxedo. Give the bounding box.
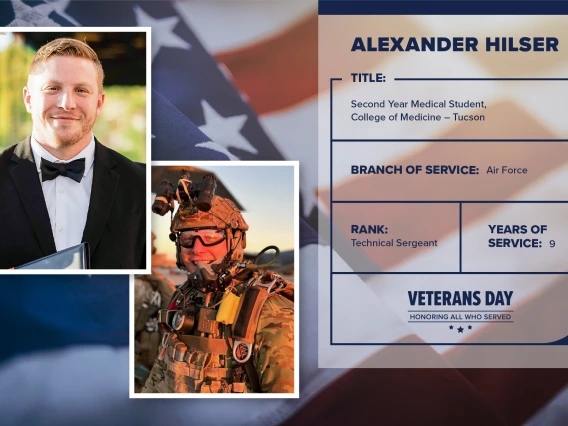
[0,37,146,269]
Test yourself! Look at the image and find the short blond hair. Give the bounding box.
[29,38,104,92]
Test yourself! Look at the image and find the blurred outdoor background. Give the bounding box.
[0,31,147,162]
[151,164,296,285]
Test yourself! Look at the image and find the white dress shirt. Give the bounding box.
[31,135,95,252]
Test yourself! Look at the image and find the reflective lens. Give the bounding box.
[179,229,226,248]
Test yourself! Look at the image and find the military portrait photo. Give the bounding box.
[133,162,298,396]
[0,30,149,271]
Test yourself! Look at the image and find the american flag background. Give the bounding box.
[0,1,568,425]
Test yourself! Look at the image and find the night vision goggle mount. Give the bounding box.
[152,169,217,217]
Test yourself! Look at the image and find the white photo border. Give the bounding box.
[1,27,152,275]
[130,160,300,398]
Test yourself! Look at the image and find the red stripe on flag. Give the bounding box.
[447,279,568,424]
[282,335,506,426]
[215,15,425,114]
[456,369,568,425]
[214,14,317,115]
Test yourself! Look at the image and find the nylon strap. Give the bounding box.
[245,357,262,393]
[177,334,229,355]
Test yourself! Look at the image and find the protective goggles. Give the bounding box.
[179,229,226,248]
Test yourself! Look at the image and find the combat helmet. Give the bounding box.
[171,195,249,268]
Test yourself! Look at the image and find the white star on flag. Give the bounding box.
[195,141,240,160]
[9,0,59,26]
[198,100,258,155]
[133,5,191,61]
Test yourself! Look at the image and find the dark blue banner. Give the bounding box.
[319,1,568,15]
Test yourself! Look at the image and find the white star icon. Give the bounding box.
[196,141,240,161]
[198,100,257,155]
[133,5,191,61]
[9,0,59,26]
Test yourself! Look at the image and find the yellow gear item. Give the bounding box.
[216,290,241,325]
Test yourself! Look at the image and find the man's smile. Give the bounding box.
[50,115,80,120]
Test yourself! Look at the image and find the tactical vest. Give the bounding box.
[161,325,249,393]
[158,271,293,393]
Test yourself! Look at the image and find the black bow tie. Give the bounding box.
[40,158,86,183]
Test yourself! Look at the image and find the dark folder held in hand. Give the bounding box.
[15,243,90,270]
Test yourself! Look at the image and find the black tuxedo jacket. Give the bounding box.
[0,137,146,269]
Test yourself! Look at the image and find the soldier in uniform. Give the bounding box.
[142,172,294,393]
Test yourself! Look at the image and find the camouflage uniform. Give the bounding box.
[134,274,174,392]
[142,278,294,393]
[146,185,294,393]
